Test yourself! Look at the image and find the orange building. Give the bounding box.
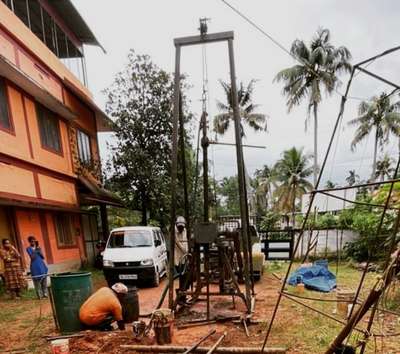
[0,0,120,273]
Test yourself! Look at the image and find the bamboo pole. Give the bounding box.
[120,345,287,353]
[206,332,226,354]
[182,329,216,354]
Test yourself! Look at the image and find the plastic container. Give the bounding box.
[50,339,69,354]
[50,272,93,334]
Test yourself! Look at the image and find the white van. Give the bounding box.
[103,226,168,287]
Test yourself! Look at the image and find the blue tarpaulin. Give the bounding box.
[288,265,336,292]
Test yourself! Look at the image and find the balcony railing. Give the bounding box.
[1,0,88,86]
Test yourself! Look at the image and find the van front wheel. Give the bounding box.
[151,268,160,287]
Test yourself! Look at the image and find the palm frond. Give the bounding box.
[290,39,310,63]
[216,100,230,113]
[245,113,268,132]
[213,113,232,135]
[350,125,370,151]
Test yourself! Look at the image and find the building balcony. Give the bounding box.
[0,0,103,88]
[0,1,113,131]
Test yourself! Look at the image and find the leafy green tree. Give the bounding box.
[275,28,352,185]
[260,210,281,230]
[217,176,240,216]
[344,211,393,262]
[349,93,400,178]
[106,207,141,230]
[213,80,267,136]
[104,51,193,226]
[272,147,313,217]
[317,213,337,229]
[345,169,359,186]
[372,181,400,208]
[339,190,395,262]
[375,154,394,181]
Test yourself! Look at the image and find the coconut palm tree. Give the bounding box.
[272,147,313,220]
[375,155,394,181]
[214,79,267,136]
[345,169,359,186]
[325,180,336,189]
[349,92,400,179]
[251,165,272,215]
[275,28,352,186]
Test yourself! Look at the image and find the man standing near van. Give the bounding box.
[174,216,188,268]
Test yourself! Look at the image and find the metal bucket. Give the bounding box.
[153,309,173,345]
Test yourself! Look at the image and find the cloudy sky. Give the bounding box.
[72,0,400,186]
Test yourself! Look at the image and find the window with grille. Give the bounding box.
[77,129,91,163]
[54,214,76,247]
[36,103,62,153]
[0,79,12,131]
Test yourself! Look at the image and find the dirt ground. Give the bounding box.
[0,265,399,353]
[68,275,288,354]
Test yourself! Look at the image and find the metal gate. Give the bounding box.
[260,229,296,261]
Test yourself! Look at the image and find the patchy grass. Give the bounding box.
[0,264,397,353]
[0,301,30,322]
[0,268,106,353]
[264,261,400,353]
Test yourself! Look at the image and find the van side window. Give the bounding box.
[153,230,160,244]
[158,231,165,244]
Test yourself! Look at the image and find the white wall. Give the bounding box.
[295,229,358,259]
[301,189,357,214]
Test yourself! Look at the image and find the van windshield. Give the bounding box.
[108,230,153,248]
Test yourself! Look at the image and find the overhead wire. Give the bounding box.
[219,0,395,103]
[220,1,400,349]
[220,0,400,186]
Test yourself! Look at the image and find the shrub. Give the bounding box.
[260,211,281,230]
[343,211,392,262]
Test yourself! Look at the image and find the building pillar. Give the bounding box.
[100,204,109,240]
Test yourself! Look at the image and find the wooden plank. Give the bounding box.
[120,344,286,353]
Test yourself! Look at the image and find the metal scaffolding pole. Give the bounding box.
[168,45,181,309]
[179,92,191,242]
[228,38,252,310]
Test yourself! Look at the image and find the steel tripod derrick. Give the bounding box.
[168,29,254,318]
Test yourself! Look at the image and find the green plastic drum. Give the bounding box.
[50,272,93,334]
